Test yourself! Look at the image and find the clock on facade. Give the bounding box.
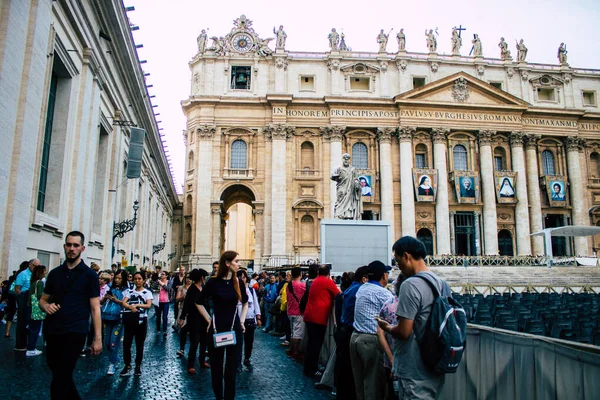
[232,34,253,53]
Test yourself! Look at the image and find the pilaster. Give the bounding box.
[478,130,498,254]
[432,127,451,254]
[377,127,396,236]
[566,137,588,255]
[525,134,544,255]
[510,132,532,255]
[399,126,415,237]
[323,125,346,217]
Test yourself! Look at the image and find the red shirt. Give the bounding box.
[303,276,339,325]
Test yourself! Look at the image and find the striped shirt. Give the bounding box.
[353,281,393,334]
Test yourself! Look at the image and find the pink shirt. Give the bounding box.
[159,282,169,303]
[286,280,306,316]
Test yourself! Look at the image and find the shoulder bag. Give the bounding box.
[30,281,46,321]
[212,309,237,348]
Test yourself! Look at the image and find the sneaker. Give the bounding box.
[14,347,26,352]
[280,340,290,346]
[262,328,269,333]
[187,367,196,374]
[120,365,131,376]
[134,366,142,376]
[176,350,185,358]
[26,349,42,357]
[279,335,286,340]
[107,364,116,375]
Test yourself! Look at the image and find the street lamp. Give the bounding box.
[112,200,140,258]
[168,245,178,261]
[151,232,166,267]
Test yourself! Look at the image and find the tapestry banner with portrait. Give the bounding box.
[495,172,518,204]
[544,176,568,207]
[358,174,373,203]
[454,171,480,204]
[413,169,438,203]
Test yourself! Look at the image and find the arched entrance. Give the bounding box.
[417,228,434,256]
[498,229,514,256]
[219,184,258,267]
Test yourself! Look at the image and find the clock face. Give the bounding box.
[233,34,253,53]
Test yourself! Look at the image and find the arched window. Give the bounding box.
[185,194,193,215]
[230,140,247,169]
[184,223,192,247]
[453,145,468,171]
[498,230,514,256]
[188,151,194,170]
[301,141,315,170]
[494,147,506,171]
[352,142,368,169]
[301,215,314,244]
[415,143,428,168]
[541,150,556,175]
[590,152,600,178]
[417,228,434,255]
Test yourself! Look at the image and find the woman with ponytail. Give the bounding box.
[196,251,248,400]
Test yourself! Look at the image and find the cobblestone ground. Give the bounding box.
[1,308,333,400]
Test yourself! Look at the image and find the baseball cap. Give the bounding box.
[367,260,392,278]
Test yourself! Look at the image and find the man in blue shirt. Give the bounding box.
[262,275,278,332]
[335,265,368,400]
[14,258,40,351]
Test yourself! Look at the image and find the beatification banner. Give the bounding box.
[454,171,480,204]
[495,172,518,204]
[358,174,373,203]
[544,176,568,207]
[413,169,438,202]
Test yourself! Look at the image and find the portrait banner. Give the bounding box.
[413,169,438,202]
[454,171,480,204]
[358,174,373,203]
[495,172,518,204]
[545,176,568,207]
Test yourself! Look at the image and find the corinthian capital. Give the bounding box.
[431,127,450,144]
[509,131,524,147]
[321,125,346,142]
[398,126,415,142]
[197,124,217,139]
[477,130,495,146]
[377,127,396,144]
[524,134,541,149]
[565,136,585,151]
[262,124,295,141]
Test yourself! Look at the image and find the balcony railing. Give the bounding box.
[296,169,320,178]
[223,168,253,179]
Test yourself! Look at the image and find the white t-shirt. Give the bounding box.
[123,288,153,321]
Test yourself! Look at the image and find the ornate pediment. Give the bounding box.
[395,72,530,108]
[529,74,564,88]
[203,15,274,58]
[340,62,380,75]
[293,199,324,209]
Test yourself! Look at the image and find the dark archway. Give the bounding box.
[498,229,514,256]
[219,184,257,262]
[417,228,434,256]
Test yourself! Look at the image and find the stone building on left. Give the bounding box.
[0,0,181,279]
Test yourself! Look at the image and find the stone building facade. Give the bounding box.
[0,0,180,277]
[182,16,600,268]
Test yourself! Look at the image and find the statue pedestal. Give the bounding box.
[320,219,393,273]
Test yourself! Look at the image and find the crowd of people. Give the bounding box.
[0,232,455,400]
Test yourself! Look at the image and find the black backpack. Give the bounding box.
[412,274,467,374]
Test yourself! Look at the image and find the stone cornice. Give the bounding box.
[262,123,295,140]
[377,127,396,143]
[398,126,415,142]
[478,130,495,146]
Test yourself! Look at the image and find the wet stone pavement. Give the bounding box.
[1,308,333,400]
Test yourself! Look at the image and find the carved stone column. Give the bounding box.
[474,210,482,255]
[252,202,265,266]
[510,132,532,255]
[478,130,498,254]
[194,125,216,267]
[566,137,588,255]
[432,128,451,254]
[377,127,396,233]
[263,124,294,258]
[449,211,456,255]
[210,202,223,259]
[399,127,415,237]
[323,126,345,217]
[525,135,544,255]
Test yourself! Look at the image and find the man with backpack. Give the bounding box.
[377,236,466,400]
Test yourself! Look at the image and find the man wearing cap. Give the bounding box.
[349,260,393,400]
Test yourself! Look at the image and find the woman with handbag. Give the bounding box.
[178,269,209,373]
[120,272,153,377]
[26,264,47,356]
[101,270,128,375]
[196,251,248,400]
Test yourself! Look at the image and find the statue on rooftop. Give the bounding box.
[425,29,437,52]
[273,25,287,50]
[377,29,389,53]
[197,29,207,53]
[516,39,528,62]
[558,43,568,65]
[331,154,363,220]
[451,27,462,55]
[471,33,482,57]
[498,37,511,60]
[397,28,406,51]
[328,28,340,51]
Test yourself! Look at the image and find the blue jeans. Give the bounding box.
[27,319,42,350]
[155,302,169,332]
[264,302,274,331]
[103,319,124,364]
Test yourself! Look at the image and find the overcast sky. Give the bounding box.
[125,0,600,191]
